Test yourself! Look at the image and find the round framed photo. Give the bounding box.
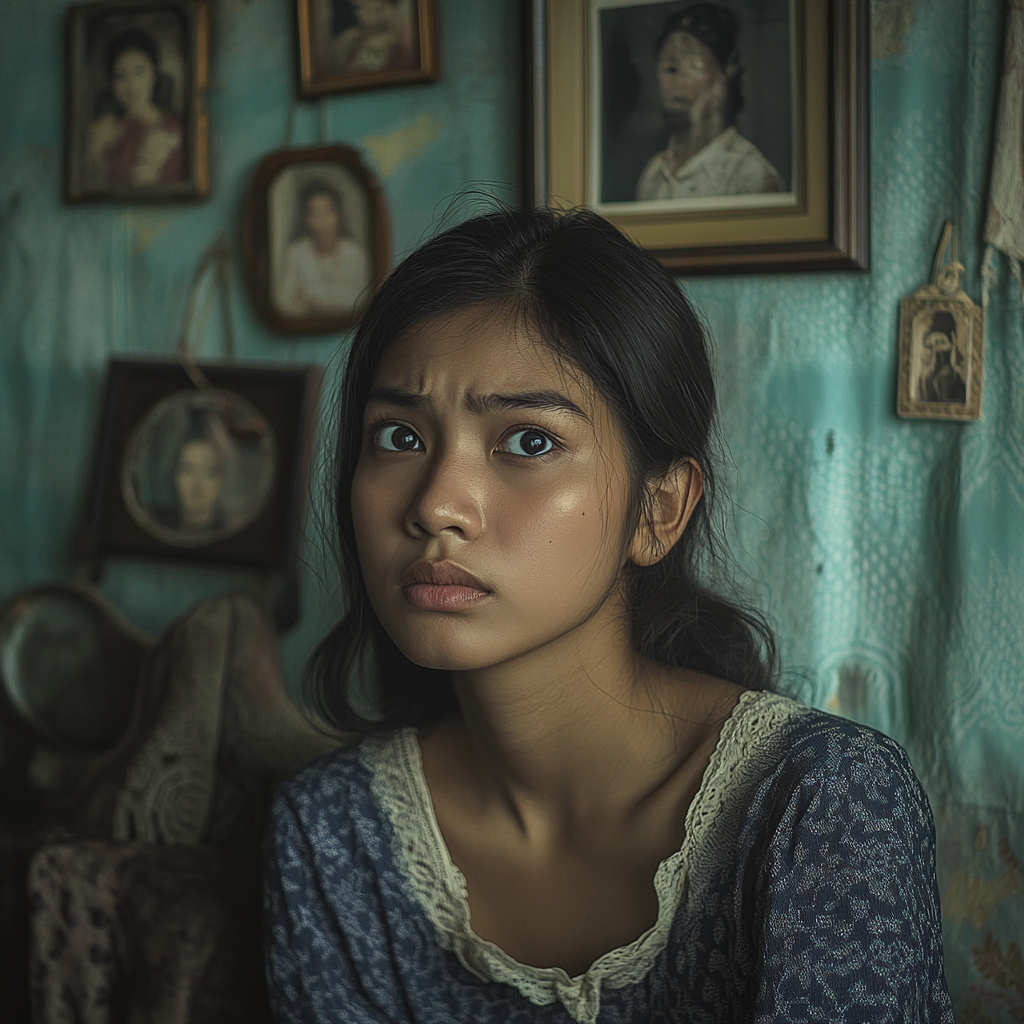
[121,388,277,548]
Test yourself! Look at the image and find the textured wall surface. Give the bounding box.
[0,0,521,688]
[685,1,1023,1017]
[1,0,1021,1018]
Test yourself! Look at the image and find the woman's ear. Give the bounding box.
[628,458,704,567]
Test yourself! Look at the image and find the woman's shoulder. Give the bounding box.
[732,691,921,788]
[729,692,933,842]
[272,729,409,826]
[776,696,919,785]
[283,235,314,259]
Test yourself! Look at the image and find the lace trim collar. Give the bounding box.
[359,689,801,1024]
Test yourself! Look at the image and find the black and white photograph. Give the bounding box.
[593,0,794,209]
[909,308,969,405]
[898,295,984,421]
[244,145,390,335]
[535,0,868,273]
[121,389,276,549]
[64,0,210,202]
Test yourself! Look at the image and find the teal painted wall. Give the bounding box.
[1,0,1022,1018]
[0,0,522,688]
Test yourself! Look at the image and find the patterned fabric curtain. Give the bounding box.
[685,1,1023,1019]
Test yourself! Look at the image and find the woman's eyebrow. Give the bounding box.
[366,387,589,420]
[366,386,430,409]
[466,390,589,420]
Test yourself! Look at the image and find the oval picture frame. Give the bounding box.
[243,144,391,335]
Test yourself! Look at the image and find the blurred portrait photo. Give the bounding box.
[596,0,794,208]
[121,390,276,548]
[65,0,209,201]
[910,309,969,405]
[325,0,419,76]
[268,163,373,320]
[297,0,439,95]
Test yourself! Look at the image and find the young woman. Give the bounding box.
[635,4,784,201]
[276,179,370,318]
[86,28,184,188]
[264,208,952,1022]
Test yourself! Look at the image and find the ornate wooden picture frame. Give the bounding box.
[64,0,210,203]
[527,0,870,274]
[242,145,390,336]
[295,0,441,97]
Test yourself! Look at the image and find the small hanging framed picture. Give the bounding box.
[295,0,441,97]
[88,360,321,571]
[64,0,211,203]
[243,144,390,335]
[897,223,984,421]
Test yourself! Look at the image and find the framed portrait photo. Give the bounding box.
[243,145,390,336]
[528,0,869,274]
[295,0,440,97]
[897,294,983,421]
[64,0,210,203]
[88,360,322,571]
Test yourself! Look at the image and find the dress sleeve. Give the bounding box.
[753,732,953,1023]
[263,785,406,1024]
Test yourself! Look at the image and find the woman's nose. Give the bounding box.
[405,451,483,541]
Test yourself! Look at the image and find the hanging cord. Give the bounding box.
[176,236,235,390]
[931,218,965,294]
[283,97,297,149]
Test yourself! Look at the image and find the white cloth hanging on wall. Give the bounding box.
[985,0,1024,270]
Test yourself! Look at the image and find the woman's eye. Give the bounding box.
[374,424,423,452]
[503,429,555,458]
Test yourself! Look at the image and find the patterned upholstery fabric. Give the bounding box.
[26,592,337,1024]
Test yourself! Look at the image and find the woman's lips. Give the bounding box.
[403,583,490,610]
[400,560,491,611]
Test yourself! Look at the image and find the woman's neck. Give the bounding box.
[436,594,725,836]
[127,100,161,127]
[666,115,728,174]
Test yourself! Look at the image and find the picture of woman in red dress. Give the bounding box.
[85,28,185,188]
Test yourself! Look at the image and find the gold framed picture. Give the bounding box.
[242,145,391,336]
[528,0,869,274]
[64,0,210,203]
[295,0,441,97]
[897,293,984,421]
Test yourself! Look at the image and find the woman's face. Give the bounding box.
[174,439,224,530]
[111,48,157,117]
[925,330,953,354]
[351,306,637,674]
[305,193,342,251]
[656,31,726,126]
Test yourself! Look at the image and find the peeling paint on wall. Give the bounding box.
[124,211,169,252]
[363,112,443,178]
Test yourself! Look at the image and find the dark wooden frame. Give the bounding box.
[87,359,321,573]
[64,0,211,203]
[295,0,441,97]
[242,144,390,336]
[528,0,870,275]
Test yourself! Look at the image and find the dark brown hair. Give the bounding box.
[307,206,777,732]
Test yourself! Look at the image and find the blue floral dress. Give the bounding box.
[264,690,953,1023]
